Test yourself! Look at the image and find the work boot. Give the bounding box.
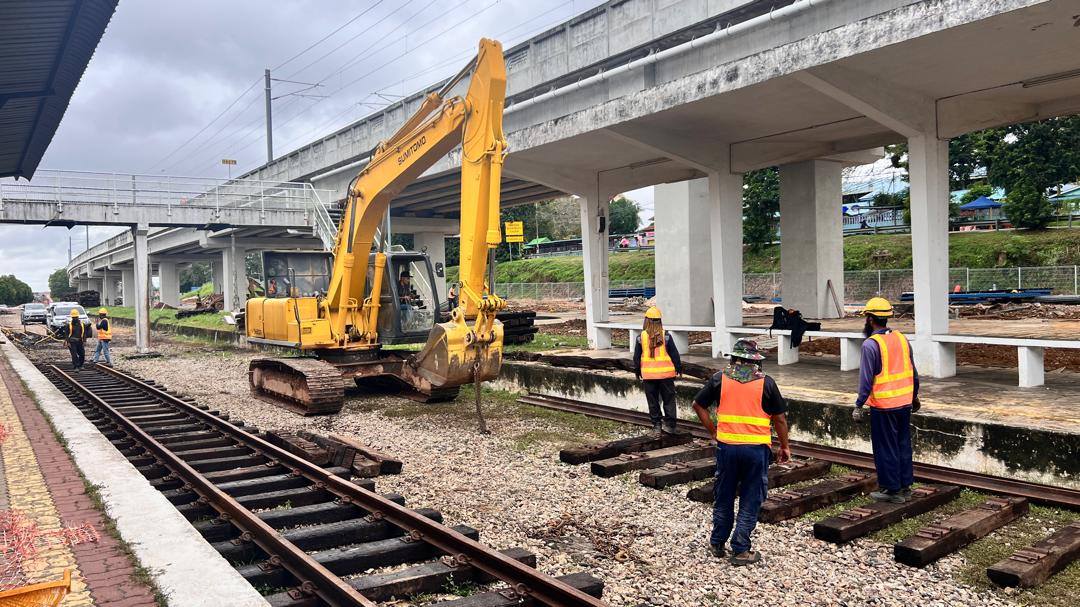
[709,544,726,559]
[900,486,913,500]
[870,489,907,504]
[662,422,678,435]
[652,423,663,436]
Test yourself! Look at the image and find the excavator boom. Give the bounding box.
[245,39,508,414]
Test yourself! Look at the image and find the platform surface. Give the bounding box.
[543,347,1080,435]
[0,346,158,606]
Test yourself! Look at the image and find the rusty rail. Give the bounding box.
[517,393,1080,510]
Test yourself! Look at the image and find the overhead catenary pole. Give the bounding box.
[264,68,273,162]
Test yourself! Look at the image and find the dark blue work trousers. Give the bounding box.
[710,442,770,554]
[869,406,914,492]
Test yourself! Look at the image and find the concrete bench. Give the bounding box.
[593,322,715,354]
[931,334,1080,388]
[730,327,865,370]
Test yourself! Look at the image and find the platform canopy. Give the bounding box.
[0,0,118,179]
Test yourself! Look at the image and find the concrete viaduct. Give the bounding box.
[62,0,1080,379]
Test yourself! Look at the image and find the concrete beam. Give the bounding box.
[603,124,730,173]
[793,65,936,138]
[0,199,315,229]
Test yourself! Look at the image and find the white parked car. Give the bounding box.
[47,303,92,337]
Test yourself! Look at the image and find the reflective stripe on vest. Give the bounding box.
[97,320,111,341]
[715,375,772,445]
[640,329,676,380]
[868,331,914,409]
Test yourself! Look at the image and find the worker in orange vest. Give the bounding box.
[634,306,682,434]
[692,338,790,566]
[852,297,920,503]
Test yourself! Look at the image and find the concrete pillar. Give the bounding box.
[908,134,955,377]
[654,179,714,335]
[414,232,448,303]
[221,245,248,312]
[780,159,844,318]
[121,267,135,306]
[101,271,119,306]
[76,278,89,292]
[132,225,150,353]
[158,260,180,307]
[211,259,224,294]
[708,165,745,358]
[1017,346,1044,388]
[579,193,611,349]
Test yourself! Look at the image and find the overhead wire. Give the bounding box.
[270,0,390,72]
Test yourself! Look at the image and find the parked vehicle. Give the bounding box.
[21,302,47,324]
[47,303,91,336]
[0,304,9,315]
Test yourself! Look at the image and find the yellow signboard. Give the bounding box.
[504,221,524,236]
[507,235,524,243]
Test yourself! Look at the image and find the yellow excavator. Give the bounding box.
[244,39,507,415]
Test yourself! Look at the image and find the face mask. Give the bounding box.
[863,317,875,338]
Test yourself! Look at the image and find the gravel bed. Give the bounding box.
[74,327,1018,607]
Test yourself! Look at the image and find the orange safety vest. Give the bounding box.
[715,376,772,445]
[97,319,111,341]
[867,330,915,409]
[639,329,676,380]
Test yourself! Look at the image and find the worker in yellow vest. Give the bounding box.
[692,338,790,566]
[851,298,920,503]
[633,306,682,434]
[90,308,112,366]
[66,308,88,370]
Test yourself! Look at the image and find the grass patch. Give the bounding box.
[506,333,587,353]
[106,306,235,332]
[180,282,214,298]
[954,504,1080,607]
[868,488,985,544]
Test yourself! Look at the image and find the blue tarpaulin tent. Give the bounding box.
[959,196,1001,210]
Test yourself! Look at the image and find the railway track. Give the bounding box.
[36,362,608,607]
[519,392,1080,589]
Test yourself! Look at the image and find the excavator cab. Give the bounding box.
[370,251,441,344]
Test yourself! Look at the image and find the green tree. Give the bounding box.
[48,268,76,300]
[986,116,1080,229]
[179,262,211,293]
[0,275,34,306]
[959,183,994,206]
[608,196,641,235]
[743,167,780,252]
[1002,182,1056,230]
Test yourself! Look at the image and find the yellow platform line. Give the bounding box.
[1,379,93,606]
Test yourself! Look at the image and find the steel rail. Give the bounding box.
[91,364,607,607]
[48,365,376,607]
[517,393,1080,510]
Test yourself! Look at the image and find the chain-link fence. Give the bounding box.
[496,266,1080,302]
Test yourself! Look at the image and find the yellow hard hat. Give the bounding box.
[70,308,80,317]
[98,308,108,315]
[863,297,893,317]
[645,306,662,319]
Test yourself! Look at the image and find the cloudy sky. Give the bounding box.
[4,0,653,290]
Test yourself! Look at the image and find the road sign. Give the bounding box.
[221,158,237,166]
[505,221,524,242]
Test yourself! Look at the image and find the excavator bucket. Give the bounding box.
[409,318,504,389]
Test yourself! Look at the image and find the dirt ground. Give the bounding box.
[797,337,1080,372]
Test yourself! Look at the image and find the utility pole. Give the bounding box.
[264,68,273,163]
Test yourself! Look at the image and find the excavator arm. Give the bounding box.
[324,38,508,386]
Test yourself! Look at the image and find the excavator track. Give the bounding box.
[248,357,345,415]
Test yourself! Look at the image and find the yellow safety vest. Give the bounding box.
[97,319,111,341]
[715,376,772,445]
[640,329,676,380]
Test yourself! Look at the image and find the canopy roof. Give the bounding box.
[959,196,1002,210]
